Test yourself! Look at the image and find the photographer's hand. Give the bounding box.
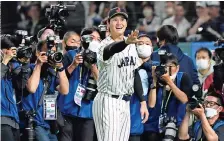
[36,52,48,66]
[191,104,205,119]
[67,53,83,75]
[140,101,149,123]
[161,72,172,84]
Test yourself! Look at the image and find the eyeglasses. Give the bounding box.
[203,101,221,107]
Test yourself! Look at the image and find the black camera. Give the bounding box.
[45,2,76,32]
[83,74,97,101]
[46,35,63,63]
[155,50,170,85]
[187,84,203,110]
[82,49,97,65]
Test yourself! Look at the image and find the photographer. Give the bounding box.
[62,31,81,54]
[20,35,69,141]
[58,27,100,141]
[152,25,200,90]
[178,91,224,141]
[145,53,191,140]
[1,36,20,141]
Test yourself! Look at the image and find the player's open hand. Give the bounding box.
[140,101,149,123]
[125,30,142,44]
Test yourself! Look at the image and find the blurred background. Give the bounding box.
[1,1,224,44]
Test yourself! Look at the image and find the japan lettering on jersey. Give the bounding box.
[97,36,141,96]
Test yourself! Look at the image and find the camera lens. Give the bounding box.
[53,52,63,63]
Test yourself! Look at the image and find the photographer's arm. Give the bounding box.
[57,69,69,95]
[200,113,218,141]
[148,66,157,108]
[66,53,82,75]
[178,111,191,140]
[192,105,218,141]
[27,53,47,93]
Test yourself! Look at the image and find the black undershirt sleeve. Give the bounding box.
[103,40,128,61]
[134,69,145,102]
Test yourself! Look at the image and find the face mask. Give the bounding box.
[88,40,101,53]
[205,108,218,118]
[170,72,177,81]
[65,45,78,51]
[143,9,153,17]
[136,44,152,58]
[196,59,209,70]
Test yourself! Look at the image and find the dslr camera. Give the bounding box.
[155,50,170,85]
[46,35,63,63]
[45,2,76,32]
[187,84,203,110]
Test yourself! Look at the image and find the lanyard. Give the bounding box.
[160,89,172,114]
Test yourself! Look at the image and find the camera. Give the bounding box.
[83,74,97,101]
[46,35,63,63]
[187,84,203,110]
[155,50,170,85]
[163,117,177,141]
[45,2,76,32]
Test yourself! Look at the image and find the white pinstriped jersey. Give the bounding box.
[97,36,141,96]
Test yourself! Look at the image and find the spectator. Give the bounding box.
[26,2,48,36]
[98,2,111,19]
[200,1,224,41]
[162,4,191,40]
[130,34,153,141]
[136,3,161,34]
[188,2,210,36]
[195,47,215,98]
[145,54,191,140]
[151,25,199,85]
[86,2,102,28]
[178,91,224,141]
[62,31,81,54]
[164,1,176,19]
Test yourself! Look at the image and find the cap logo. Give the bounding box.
[116,7,121,12]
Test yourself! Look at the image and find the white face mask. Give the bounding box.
[170,72,177,81]
[88,40,101,53]
[196,59,210,70]
[136,44,152,58]
[143,9,153,17]
[205,108,218,118]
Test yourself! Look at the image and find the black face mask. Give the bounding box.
[65,45,79,51]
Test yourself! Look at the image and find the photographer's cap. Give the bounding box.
[207,1,220,7]
[196,2,207,8]
[108,7,128,20]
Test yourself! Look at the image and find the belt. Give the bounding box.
[111,94,131,102]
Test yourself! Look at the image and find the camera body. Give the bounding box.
[45,2,76,32]
[46,35,63,63]
[187,84,203,110]
[155,50,169,85]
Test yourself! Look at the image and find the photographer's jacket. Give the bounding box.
[1,63,20,128]
[58,49,93,119]
[21,64,57,129]
[144,72,191,132]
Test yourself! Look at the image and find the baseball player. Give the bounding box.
[92,7,148,141]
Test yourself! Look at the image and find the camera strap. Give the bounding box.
[161,89,172,115]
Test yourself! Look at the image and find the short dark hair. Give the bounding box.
[80,26,100,37]
[1,35,15,49]
[206,91,224,107]
[143,3,154,11]
[28,2,41,11]
[138,34,151,39]
[157,25,179,45]
[195,47,212,59]
[165,53,179,66]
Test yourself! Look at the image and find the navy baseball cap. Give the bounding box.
[108,7,128,20]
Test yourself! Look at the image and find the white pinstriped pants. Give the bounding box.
[92,93,130,141]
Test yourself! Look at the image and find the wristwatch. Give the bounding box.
[56,67,65,72]
[150,83,157,89]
